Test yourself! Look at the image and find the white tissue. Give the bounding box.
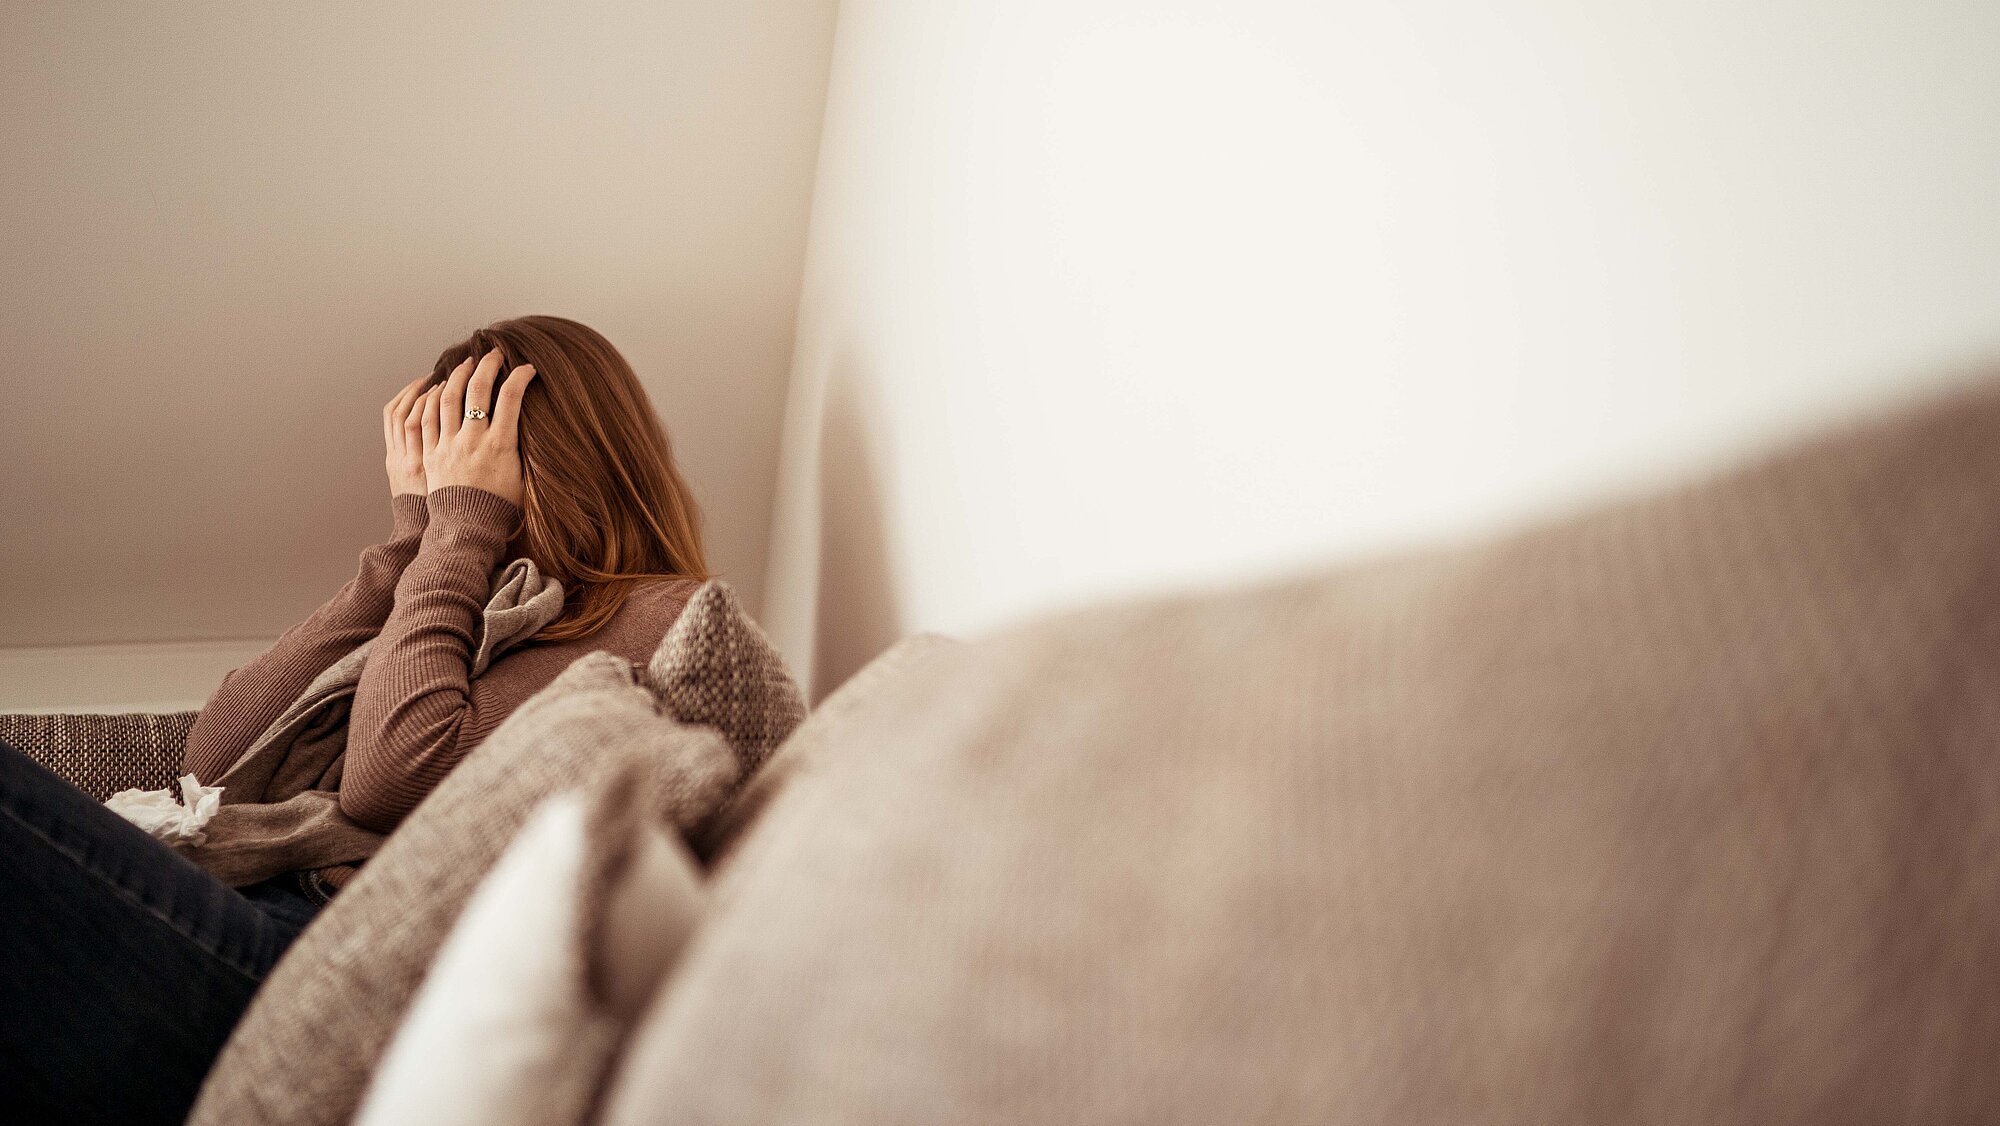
[105,773,224,846]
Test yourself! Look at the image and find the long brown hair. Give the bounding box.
[423,315,711,643]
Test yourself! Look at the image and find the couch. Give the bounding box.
[7,372,2000,1124]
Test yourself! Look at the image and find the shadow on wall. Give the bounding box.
[809,364,903,705]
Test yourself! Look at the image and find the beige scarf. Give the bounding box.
[176,557,565,886]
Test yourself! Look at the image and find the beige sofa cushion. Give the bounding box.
[600,376,2000,1125]
[692,630,962,866]
[354,762,705,1126]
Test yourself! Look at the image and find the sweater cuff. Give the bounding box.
[390,493,430,538]
[425,484,523,539]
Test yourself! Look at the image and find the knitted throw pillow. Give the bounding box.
[187,649,744,1126]
[600,376,2000,1125]
[644,578,809,779]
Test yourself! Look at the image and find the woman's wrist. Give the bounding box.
[389,492,430,538]
[423,484,523,541]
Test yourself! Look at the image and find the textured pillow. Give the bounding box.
[354,763,705,1126]
[692,631,962,866]
[187,652,740,1126]
[645,578,809,780]
[600,376,2000,1125]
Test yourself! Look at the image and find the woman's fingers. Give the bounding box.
[450,348,503,439]
[384,374,426,448]
[420,385,441,453]
[489,364,536,443]
[440,354,478,442]
[402,384,428,454]
[398,388,426,462]
[464,349,503,428]
[384,373,425,416]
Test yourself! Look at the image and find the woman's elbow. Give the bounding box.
[337,773,409,835]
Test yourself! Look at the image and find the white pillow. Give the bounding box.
[354,783,706,1126]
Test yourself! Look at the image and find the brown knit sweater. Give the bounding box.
[181,484,697,890]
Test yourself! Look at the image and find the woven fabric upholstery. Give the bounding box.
[599,374,2000,1126]
[644,579,809,778]
[0,712,193,799]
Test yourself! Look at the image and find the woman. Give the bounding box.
[0,315,712,1124]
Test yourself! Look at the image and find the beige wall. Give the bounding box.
[10,1,1999,712]
[765,0,2000,701]
[0,2,841,708]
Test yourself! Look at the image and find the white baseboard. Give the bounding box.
[0,639,276,714]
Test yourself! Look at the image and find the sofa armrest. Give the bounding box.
[0,712,195,800]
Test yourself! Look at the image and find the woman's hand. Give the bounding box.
[420,347,537,507]
[383,374,431,497]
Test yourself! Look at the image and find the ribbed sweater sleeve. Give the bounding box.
[181,494,431,784]
[338,484,526,833]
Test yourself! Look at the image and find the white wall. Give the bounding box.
[765,0,2000,701]
[0,1,841,710]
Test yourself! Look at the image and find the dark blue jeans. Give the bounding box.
[0,740,326,1125]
